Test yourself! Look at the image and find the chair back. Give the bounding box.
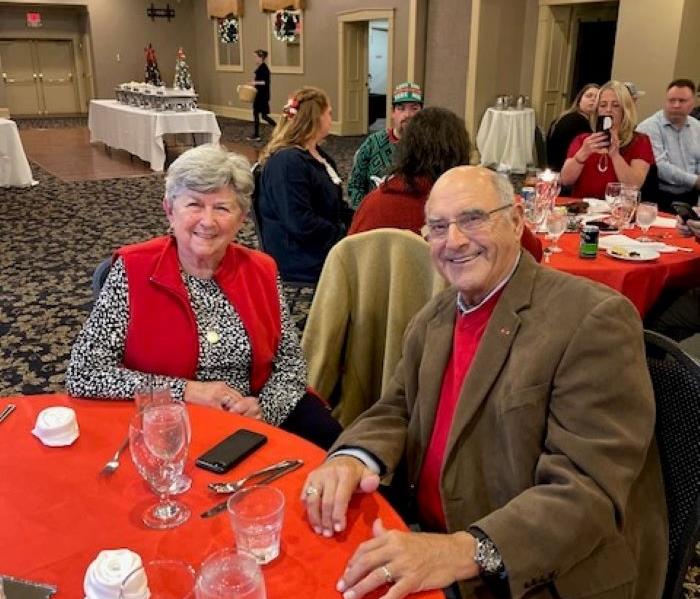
[250,161,265,250]
[644,329,700,598]
[92,257,112,299]
[302,229,447,426]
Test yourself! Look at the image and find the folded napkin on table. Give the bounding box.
[651,215,678,228]
[84,549,148,599]
[597,234,680,253]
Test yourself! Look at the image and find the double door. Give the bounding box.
[0,39,80,116]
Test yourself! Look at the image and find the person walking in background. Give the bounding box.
[637,78,700,210]
[347,82,423,209]
[248,49,275,141]
[546,84,599,171]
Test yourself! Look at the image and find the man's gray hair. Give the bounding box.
[164,144,254,214]
[491,170,516,210]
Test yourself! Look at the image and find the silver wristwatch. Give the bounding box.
[474,536,504,576]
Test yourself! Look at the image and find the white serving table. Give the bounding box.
[476,107,536,173]
[0,118,36,187]
[88,100,221,172]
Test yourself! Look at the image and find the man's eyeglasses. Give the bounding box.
[425,204,513,239]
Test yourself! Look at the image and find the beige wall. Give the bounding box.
[0,0,197,108]
[423,0,471,116]
[675,0,700,86]
[193,0,413,121]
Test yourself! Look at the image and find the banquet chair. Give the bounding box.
[301,228,448,427]
[644,329,700,599]
[91,257,112,299]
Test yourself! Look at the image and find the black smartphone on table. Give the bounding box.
[596,115,613,144]
[195,429,267,474]
[671,202,697,223]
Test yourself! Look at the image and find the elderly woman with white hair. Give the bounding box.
[66,144,341,448]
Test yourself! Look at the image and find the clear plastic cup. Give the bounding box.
[195,550,266,599]
[227,485,285,565]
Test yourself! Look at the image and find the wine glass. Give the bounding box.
[546,208,568,253]
[120,560,196,599]
[129,404,191,529]
[604,182,622,210]
[134,382,192,495]
[636,202,658,242]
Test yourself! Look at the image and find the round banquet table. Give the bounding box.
[0,394,443,599]
[538,223,700,317]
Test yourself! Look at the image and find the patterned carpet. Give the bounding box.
[0,116,364,396]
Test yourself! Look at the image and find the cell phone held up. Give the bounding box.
[195,429,267,474]
[596,115,613,145]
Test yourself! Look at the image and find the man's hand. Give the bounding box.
[336,519,480,599]
[183,380,245,411]
[301,456,379,537]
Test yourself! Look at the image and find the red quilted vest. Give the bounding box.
[117,236,281,394]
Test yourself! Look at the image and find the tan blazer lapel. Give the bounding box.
[443,255,537,465]
[414,293,458,452]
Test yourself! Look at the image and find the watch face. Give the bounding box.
[475,538,504,574]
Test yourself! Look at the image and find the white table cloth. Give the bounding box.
[88,100,221,172]
[0,118,36,187]
[476,107,536,173]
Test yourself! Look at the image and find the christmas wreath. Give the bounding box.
[273,9,299,42]
[218,14,239,44]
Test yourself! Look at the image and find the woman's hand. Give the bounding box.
[578,131,609,161]
[183,380,245,411]
[230,396,262,419]
[607,129,621,158]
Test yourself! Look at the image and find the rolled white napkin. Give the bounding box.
[84,549,149,599]
[32,406,79,447]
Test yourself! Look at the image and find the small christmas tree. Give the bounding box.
[173,47,193,91]
[144,43,163,86]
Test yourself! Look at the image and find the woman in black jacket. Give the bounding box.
[248,49,275,141]
[258,86,350,283]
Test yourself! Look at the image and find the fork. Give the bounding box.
[99,437,130,476]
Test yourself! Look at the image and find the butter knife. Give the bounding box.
[0,404,16,425]
[200,459,303,518]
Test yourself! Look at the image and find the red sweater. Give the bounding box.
[116,236,281,394]
[348,175,543,262]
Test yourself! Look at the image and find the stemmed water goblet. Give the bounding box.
[636,202,658,242]
[129,403,191,529]
[604,182,622,211]
[546,208,568,253]
[134,382,192,494]
[534,170,561,232]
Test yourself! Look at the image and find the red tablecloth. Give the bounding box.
[540,225,699,316]
[0,395,442,599]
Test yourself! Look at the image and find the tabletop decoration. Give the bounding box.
[84,549,149,599]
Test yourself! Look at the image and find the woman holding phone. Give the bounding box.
[561,80,654,199]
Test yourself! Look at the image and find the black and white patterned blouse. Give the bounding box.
[65,257,306,426]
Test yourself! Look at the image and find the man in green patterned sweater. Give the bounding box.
[347,82,423,208]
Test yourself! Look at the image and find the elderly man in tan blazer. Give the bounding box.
[301,166,667,599]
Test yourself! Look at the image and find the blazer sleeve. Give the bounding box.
[472,294,656,597]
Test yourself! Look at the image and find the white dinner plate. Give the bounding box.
[605,247,660,262]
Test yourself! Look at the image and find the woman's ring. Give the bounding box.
[381,565,394,584]
[305,485,319,497]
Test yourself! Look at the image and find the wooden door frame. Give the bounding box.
[336,9,394,136]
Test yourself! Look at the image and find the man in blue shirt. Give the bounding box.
[638,78,700,210]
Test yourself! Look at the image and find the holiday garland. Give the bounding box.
[273,9,299,42]
[218,14,239,44]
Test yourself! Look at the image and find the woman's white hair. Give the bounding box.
[164,144,253,214]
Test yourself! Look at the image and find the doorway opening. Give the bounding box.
[569,17,617,101]
[368,19,389,131]
[337,9,394,136]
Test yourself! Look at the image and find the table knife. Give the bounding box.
[0,404,16,425]
[200,459,303,518]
